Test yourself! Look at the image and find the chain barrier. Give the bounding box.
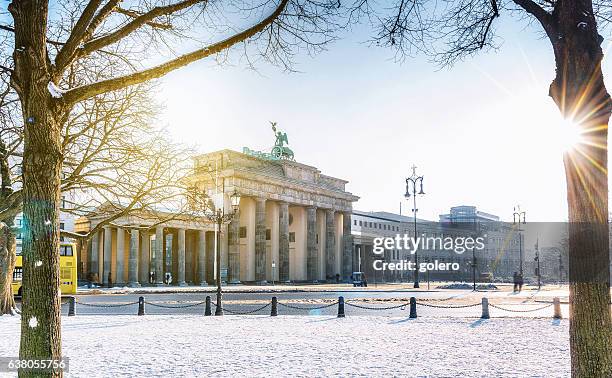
[278,301,339,311]
[345,301,409,310]
[416,301,481,309]
[145,301,205,309]
[71,297,557,316]
[213,302,271,315]
[75,300,139,308]
[489,303,553,313]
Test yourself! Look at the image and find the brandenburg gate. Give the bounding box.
[78,146,359,286]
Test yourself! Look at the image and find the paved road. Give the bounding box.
[14,290,568,318]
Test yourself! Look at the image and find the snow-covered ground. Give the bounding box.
[0,315,569,377]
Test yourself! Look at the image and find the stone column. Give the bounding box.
[325,209,336,281]
[139,232,150,284]
[165,232,173,281]
[342,212,353,281]
[78,239,88,280]
[198,230,207,286]
[177,228,187,286]
[103,226,112,285]
[116,227,125,285]
[255,198,267,283]
[228,218,240,283]
[278,202,290,282]
[128,229,140,287]
[154,225,164,285]
[89,230,99,281]
[306,206,318,281]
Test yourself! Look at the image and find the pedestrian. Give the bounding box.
[335,273,340,283]
[149,271,154,284]
[107,271,112,288]
[512,272,518,293]
[518,273,524,292]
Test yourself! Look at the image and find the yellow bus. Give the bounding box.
[12,242,78,296]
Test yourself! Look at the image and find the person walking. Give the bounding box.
[512,272,519,293]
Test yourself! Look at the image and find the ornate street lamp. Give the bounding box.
[513,205,526,277]
[405,165,425,289]
[470,220,484,291]
[192,187,240,316]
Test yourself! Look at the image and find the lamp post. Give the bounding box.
[193,188,240,316]
[405,165,425,289]
[558,248,564,286]
[534,239,541,290]
[471,236,477,291]
[470,220,483,291]
[512,205,526,276]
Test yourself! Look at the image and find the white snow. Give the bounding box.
[0,315,569,377]
[35,260,42,267]
[28,317,38,328]
[47,82,66,99]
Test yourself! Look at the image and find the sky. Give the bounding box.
[6,3,606,223]
[155,10,600,223]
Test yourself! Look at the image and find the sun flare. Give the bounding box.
[558,118,584,152]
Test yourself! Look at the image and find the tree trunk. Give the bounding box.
[0,222,17,315]
[9,2,64,377]
[548,1,612,376]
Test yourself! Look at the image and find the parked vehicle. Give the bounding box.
[13,242,78,296]
[352,272,368,287]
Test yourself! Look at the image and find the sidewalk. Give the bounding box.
[76,282,570,297]
[77,282,436,295]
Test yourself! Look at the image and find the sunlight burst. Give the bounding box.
[558,118,584,152]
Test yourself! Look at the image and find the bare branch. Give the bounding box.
[63,0,289,104]
[79,0,205,58]
[54,1,104,72]
[513,0,554,33]
[115,7,173,30]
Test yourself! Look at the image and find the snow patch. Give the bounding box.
[47,82,66,98]
[35,260,42,267]
[28,317,38,328]
[0,315,571,377]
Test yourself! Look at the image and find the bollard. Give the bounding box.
[553,297,562,319]
[481,297,490,319]
[409,297,417,318]
[271,297,278,316]
[337,296,345,318]
[68,296,76,317]
[205,296,212,316]
[138,296,145,316]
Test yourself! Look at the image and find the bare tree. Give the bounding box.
[0,24,195,316]
[1,0,340,373]
[0,31,22,315]
[353,0,612,375]
[0,73,194,315]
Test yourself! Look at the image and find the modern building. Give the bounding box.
[351,207,522,283]
[76,149,359,286]
[439,205,499,223]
